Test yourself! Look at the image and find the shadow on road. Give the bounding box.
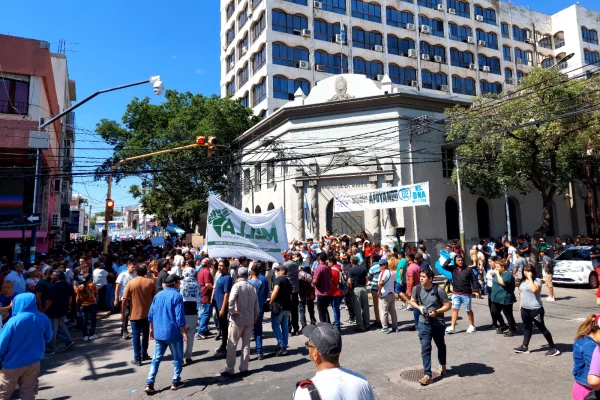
[448,362,495,377]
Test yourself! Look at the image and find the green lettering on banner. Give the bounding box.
[245,227,256,239]
[222,219,236,235]
[261,227,278,243]
[236,221,246,237]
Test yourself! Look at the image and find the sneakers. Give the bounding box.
[131,359,142,366]
[406,305,413,311]
[496,326,509,334]
[122,333,131,340]
[83,336,89,341]
[89,335,98,340]
[514,345,530,354]
[45,350,56,356]
[144,384,156,394]
[141,354,152,361]
[466,325,477,333]
[65,341,75,350]
[445,326,456,334]
[220,369,236,378]
[546,297,556,302]
[419,375,433,386]
[215,348,226,357]
[439,365,447,376]
[215,333,222,341]
[345,319,356,325]
[381,328,390,334]
[257,353,264,360]
[185,358,193,365]
[407,325,417,331]
[277,348,288,356]
[545,348,561,357]
[170,381,184,390]
[504,330,517,337]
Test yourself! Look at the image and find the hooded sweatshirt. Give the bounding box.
[0,293,52,369]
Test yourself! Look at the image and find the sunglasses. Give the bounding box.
[305,341,315,350]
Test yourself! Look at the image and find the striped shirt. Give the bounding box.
[368,263,381,292]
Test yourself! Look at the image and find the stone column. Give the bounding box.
[383,174,396,238]
[309,180,319,239]
[295,179,305,241]
[369,175,381,242]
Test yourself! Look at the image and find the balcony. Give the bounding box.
[0,100,28,115]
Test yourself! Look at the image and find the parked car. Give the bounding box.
[551,246,598,288]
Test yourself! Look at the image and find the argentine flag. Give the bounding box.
[435,249,455,280]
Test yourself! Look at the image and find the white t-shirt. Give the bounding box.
[173,255,185,268]
[378,269,395,298]
[93,268,108,289]
[116,271,136,300]
[507,246,517,264]
[294,367,375,400]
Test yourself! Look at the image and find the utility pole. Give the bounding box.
[28,126,49,264]
[586,143,599,236]
[88,204,92,234]
[455,155,466,252]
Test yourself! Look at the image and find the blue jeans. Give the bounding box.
[331,296,343,329]
[47,317,73,352]
[197,303,212,334]
[271,310,290,349]
[80,304,97,337]
[418,322,447,378]
[131,318,150,361]
[146,337,184,385]
[253,311,264,354]
[451,294,472,312]
[413,308,420,327]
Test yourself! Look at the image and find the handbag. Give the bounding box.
[269,301,281,316]
[584,390,600,400]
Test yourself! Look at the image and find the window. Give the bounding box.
[226,26,235,46]
[504,68,513,80]
[226,52,235,72]
[252,45,266,73]
[419,16,444,37]
[417,0,442,10]
[554,32,565,49]
[474,5,496,25]
[321,0,347,15]
[272,42,309,67]
[314,19,341,42]
[442,148,455,178]
[447,0,469,18]
[238,34,249,56]
[253,0,263,7]
[539,35,552,49]
[267,162,275,188]
[240,92,249,108]
[478,55,500,74]
[476,29,498,49]
[226,79,236,96]
[450,48,474,68]
[238,65,249,87]
[353,58,384,79]
[516,70,526,80]
[514,48,532,66]
[420,41,446,62]
[314,50,349,74]
[285,0,308,4]
[541,57,554,69]
[452,76,475,95]
[226,2,235,21]
[501,22,509,38]
[388,35,415,57]
[273,76,310,100]
[238,8,248,29]
[512,25,530,43]
[503,45,511,61]
[421,70,447,90]
[389,64,417,85]
[449,23,472,42]
[255,164,262,190]
[480,80,502,94]
[386,8,414,29]
[272,10,308,35]
[252,13,265,41]
[352,28,383,50]
[352,1,381,23]
[583,28,599,45]
[243,169,250,194]
[252,79,266,107]
[585,50,600,66]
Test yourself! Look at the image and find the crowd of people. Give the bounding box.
[0,230,599,398]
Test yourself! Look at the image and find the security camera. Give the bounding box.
[149,75,164,95]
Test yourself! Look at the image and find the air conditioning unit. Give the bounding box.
[241,45,248,55]
[437,3,444,11]
[374,44,383,52]
[421,53,430,61]
[420,25,431,34]
[314,0,323,9]
[299,60,310,69]
[469,63,476,69]
[51,213,61,227]
[408,49,418,58]
[315,64,325,72]
[467,36,475,44]
[376,74,385,81]
[516,57,523,64]
[302,29,311,38]
[482,65,491,72]
[410,80,419,87]
[478,40,486,46]
[406,23,415,31]
[434,55,442,62]
[441,84,450,92]
[448,8,456,14]
[335,34,345,44]
[475,15,484,22]
[525,38,534,44]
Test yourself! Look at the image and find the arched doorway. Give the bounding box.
[326,199,364,237]
[267,202,275,211]
[255,205,262,214]
[476,198,491,239]
[507,197,520,238]
[445,197,460,240]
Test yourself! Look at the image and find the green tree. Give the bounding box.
[95,91,259,232]
[446,67,600,258]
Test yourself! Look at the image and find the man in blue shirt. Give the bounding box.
[212,259,233,357]
[145,274,187,394]
[5,262,26,295]
[248,261,270,360]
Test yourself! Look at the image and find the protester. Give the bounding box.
[213,259,232,356]
[156,259,172,292]
[35,266,53,313]
[573,314,600,400]
[298,262,316,330]
[115,261,137,339]
[441,254,480,334]
[377,259,398,334]
[539,248,556,302]
[348,255,370,332]
[0,281,16,323]
[196,258,214,339]
[313,253,332,324]
[4,262,26,295]
[485,258,506,331]
[75,273,98,341]
[491,260,518,336]
[270,263,292,356]
[44,271,75,355]
[405,253,421,331]
[248,262,269,359]
[395,251,407,309]
[368,254,383,328]
[285,252,301,336]
[329,256,345,330]
[180,265,201,364]
[92,261,109,311]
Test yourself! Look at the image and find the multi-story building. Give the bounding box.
[0,34,76,259]
[220,0,600,117]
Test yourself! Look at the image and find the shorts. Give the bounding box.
[451,294,472,312]
[545,274,553,288]
[395,282,406,294]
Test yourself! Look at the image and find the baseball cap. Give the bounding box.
[274,263,288,271]
[303,323,342,358]
[379,258,388,265]
[165,274,182,284]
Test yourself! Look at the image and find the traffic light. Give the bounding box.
[105,199,115,221]
[207,136,217,159]
[196,136,206,146]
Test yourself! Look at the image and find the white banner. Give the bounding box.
[206,195,288,263]
[334,182,430,212]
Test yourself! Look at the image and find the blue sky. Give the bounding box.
[2,0,598,213]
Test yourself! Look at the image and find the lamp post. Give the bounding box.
[550,53,575,69]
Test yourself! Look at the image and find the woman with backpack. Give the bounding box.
[75,273,98,341]
[329,256,346,330]
[573,314,600,399]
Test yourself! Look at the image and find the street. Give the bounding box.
[20,284,596,400]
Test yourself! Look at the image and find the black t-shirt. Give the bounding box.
[183,301,197,315]
[35,278,52,304]
[156,270,169,292]
[46,281,75,318]
[273,276,292,311]
[348,265,368,287]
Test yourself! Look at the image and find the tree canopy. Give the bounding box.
[94,91,259,232]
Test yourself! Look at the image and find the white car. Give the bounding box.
[551,246,598,288]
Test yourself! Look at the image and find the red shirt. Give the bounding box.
[197,267,214,304]
[364,245,373,258]
[330,266,343,297]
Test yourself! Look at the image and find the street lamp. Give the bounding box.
[29,76,163,262]
[550,53,575,69]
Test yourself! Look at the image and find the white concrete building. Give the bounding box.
[232,74,588,254]
[220,0,600,117]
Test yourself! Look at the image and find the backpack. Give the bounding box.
[295,380,321,400]
[333,266,349,295]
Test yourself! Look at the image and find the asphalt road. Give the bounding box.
[18,283,599,400]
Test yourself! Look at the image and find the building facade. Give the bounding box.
[220,0,600,117]
[0,35,76,259]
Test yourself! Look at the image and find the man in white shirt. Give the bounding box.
[294,323,375,400]
[172,249,185,276]
[504,240,517,270]
[115,261,137,339]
